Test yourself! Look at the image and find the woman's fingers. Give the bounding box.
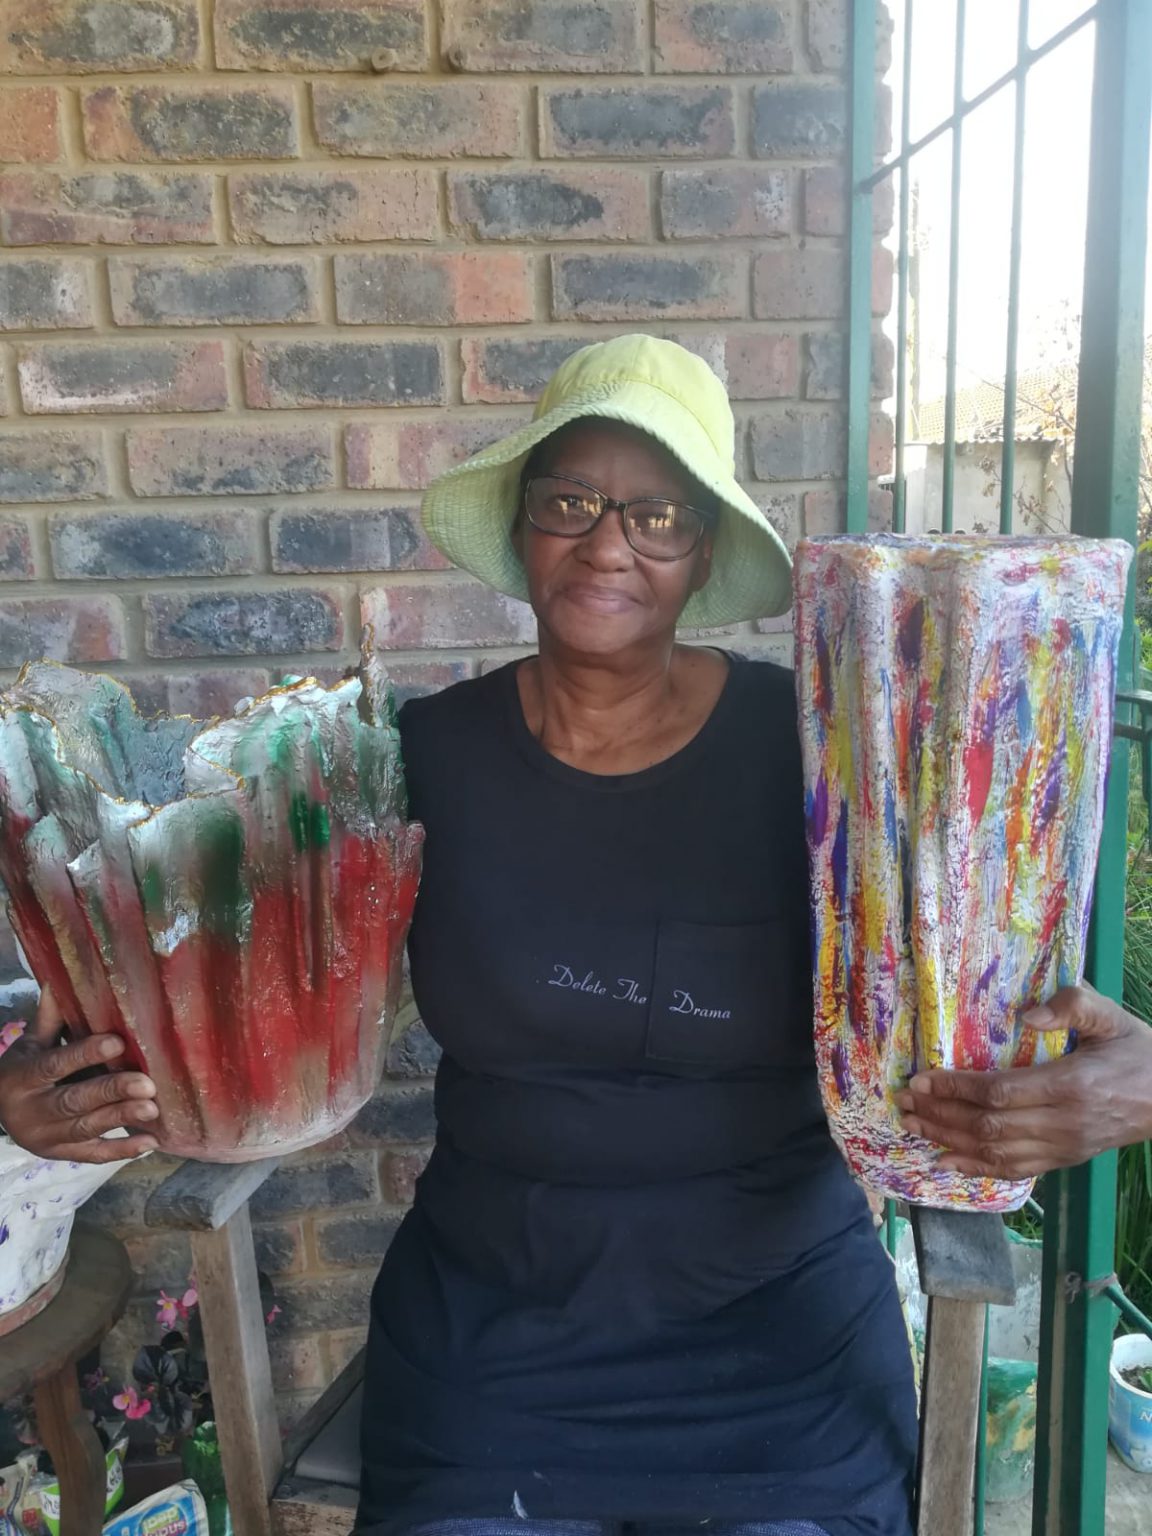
[900,1059,1070,1112]
[56,1070,156,1118]
[893,985,1152,1178]
[895,1089,1006,1133]
[896,1067,1103,1170]
[66,1096,159,1142]
[935,1143,1065,1180]
[44,1132,157,1164]
[0,989,163,1159]
[37,1031,127,1085]
[26,981,66,1045]
[899,1102,1068,1158]
[57,1072,160,1122]
[1,1018,159,1159]
[1023,984,1134,1044]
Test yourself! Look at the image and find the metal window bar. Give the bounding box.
[999,0,1030,536]
[941,1,967,534]
[858,6,1101,192]
[891,3,914,534]
[848,1,1152,1533]
[846,0,878,532]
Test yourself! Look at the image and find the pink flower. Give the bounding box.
[266,1304,281,1325]
[156,1291,181,1329]
[156,1286,199,1329]
[112,1386,151,1421]
[0,1020,25,1059]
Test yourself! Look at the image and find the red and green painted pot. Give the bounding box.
[0,653,422,1161]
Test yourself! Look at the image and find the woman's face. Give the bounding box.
[513,420,714,658]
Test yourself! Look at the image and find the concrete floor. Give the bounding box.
[984,1450,1149,1534]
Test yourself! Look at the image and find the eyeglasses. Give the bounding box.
[523,475,714,562]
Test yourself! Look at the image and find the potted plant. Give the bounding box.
[1109,1333,1152,1472]
[1,1275,279,1533]
[111,1275,278,1527]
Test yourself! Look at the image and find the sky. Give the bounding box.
[885,0,1152,411]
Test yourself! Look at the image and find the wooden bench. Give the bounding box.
[146,1161,1016,1536]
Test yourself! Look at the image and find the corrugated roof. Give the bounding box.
[912,336,1152,444]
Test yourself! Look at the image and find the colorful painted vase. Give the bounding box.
[0,654,423,1162]
[795,534,1131,1210]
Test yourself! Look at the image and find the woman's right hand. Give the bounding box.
[0,984,159,1162]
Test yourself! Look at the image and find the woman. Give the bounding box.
[3,336,1152,1536]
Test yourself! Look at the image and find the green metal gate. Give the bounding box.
[845,2,1152,1531]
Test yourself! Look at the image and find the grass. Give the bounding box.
[1123,1364,1152,1393]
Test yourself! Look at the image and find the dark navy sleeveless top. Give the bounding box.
[356,657,917,1536]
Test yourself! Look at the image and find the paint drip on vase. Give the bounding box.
[794,534,1131,1211]
[0,640,423,1162]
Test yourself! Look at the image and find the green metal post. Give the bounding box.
[845,0,877,535]
[884,1196,899,1256]
[974,1305,990,1536]
[1104,1282,1152,1337]
[1031,2,1152,1532]
[940,0,967,534]
[892,0,914,534]
[1033,1156,1120,1535]
[999,0,1030,535]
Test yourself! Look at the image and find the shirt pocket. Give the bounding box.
[644,918,811,1071]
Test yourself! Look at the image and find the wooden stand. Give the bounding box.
[0,1225,134,1536]
[146,1157,285,1536]
[910,1206,1017,1536]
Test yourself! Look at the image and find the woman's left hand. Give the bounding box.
[895,986,1152,1179]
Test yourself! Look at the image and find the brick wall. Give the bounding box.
[1,0,892,1423]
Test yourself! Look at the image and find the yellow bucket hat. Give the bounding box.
[421,334,793,628]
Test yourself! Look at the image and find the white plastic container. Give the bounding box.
[1109,1333,1152,1472]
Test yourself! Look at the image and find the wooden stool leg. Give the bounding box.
[33,1368,106,1536]
[909,1208,1017,1536]
[192,1205,281,1536]
[915,1296,986,1536]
